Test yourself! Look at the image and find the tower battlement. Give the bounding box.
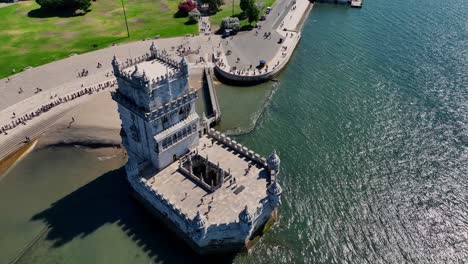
[112,45,188,93]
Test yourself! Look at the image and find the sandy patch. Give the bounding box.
[160,0,169,12]
[129,17,145,24]
[2,29,24,35]
[54,19,69,26]
[63,31,78,40]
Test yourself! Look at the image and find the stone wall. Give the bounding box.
[213,33,302,85]
[128,161,276,249]
[207,128,267,167]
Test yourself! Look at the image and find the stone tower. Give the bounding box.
[112,43,199,171]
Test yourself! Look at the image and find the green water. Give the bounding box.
[1,0,467,262]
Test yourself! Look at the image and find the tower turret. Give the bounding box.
[180,56,189,76]
[267,150,280,174]
[149,42,159,57]
[112,55,121,75]
[192,211,208,239]
[267,181,282,207]
[200,112,209,135]
[239,205,254,234]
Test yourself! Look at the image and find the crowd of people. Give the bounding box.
[199,20,211,34]
[175,44,200,57]
[77,68,89,77]
[0,80,116,136]
[215,29,294,76]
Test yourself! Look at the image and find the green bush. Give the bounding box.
[188,9,201,23]
[220,17,241,31]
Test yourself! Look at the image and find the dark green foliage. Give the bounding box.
[246,2,259,24]
[201,0,223,12]
[242,0,259,24]
[188,9,201,23]
[239,0,249,13]
[36,0,91,12]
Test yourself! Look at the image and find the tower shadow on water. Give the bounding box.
[30,167,236,263]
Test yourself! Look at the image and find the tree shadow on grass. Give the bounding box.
[174,10,188,18]
[31,167,236,263]
[27,8,89,18]
[232,12,247,20]
[185,20,198,25]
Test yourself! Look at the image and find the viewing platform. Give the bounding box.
[213,0,313,85]
[127,129,282,254]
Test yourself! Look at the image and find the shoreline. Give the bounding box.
[0,139,37,181]
[0,0,316,163]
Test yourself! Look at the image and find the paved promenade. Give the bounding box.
[0,34,220,160]
[214,0,312,80]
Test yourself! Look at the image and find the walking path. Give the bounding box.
[213,0,313,83]
[0,34,221,160]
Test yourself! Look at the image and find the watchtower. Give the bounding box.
[112,43,200,170]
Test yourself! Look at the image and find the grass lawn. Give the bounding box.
[209,0,276,28]
[0,0,198,78]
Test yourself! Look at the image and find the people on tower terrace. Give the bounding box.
[0,80,116,136]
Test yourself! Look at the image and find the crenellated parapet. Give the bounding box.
[145,91,197,120]
[112,42,189,92]
[207,128,268,167]
[139,177,193,227]
[111,90,198,121]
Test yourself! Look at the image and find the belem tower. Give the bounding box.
[111,43,283,254]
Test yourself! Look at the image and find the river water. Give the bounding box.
[1,0,467,263]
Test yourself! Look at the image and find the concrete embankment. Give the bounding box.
[214,0,314,85]
[0,139,37,180]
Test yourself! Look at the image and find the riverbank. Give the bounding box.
[0,139,36,181]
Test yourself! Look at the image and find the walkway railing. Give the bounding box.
[203,67,221,125]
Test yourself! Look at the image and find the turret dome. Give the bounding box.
[112,55,121,67]
[192,211,208,230]
[180,56,188,66]
[267,181,282,196]
[239,205,254,223]
[150,42,158,52]
[267,150,280,167]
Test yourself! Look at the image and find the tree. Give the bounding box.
[36,0,91,12]
[246,3,259,24]
[202,0,223,12]
[178,0,197,14]
[220,17,241,31]
[239,0,249,13]
[188,9,201,23]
